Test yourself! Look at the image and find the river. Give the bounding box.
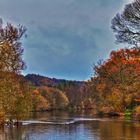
[0,111,140,140]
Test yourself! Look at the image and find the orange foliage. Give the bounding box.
[92,47,140,112]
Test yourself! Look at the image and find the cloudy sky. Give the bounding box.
[0,0,133,80]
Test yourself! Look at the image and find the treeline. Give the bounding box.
[27,47,140,115]
[26,74,95,111]
[1,0,140,125]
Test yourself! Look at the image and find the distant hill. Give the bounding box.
[25,74,84,87]
[25,74,93,111]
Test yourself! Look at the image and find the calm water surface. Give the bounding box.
[0,111,140,140]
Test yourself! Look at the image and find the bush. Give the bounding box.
[124,109,133,116]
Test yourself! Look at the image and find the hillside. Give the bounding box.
[25,74,92,110]
[25,74,84,87]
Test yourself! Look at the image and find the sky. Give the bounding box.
[0,0,134,80]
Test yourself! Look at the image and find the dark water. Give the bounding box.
[0,111,140,140]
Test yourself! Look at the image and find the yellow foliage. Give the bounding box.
[32,86,69,111]
[135,106,140,115]
[100,106,113,114]
[35,95,50,111]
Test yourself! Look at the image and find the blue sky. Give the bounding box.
[0,0,133,80]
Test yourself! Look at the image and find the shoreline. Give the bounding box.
[1,109,140,128]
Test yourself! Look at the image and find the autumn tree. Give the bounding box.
[0,19,26,73]
[0,72,33,121]
[111,0,140,46]
[110,0,140,112]
[0,19,32,124]
[90,48,140,112]
[32,86,69,111]
[32,89,50,111]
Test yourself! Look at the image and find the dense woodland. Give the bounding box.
[1,0,140,125]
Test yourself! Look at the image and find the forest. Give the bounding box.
[0,0,140,126]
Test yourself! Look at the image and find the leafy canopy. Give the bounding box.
[0,19,26,73]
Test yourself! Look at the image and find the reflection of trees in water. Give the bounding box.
[31,111,70,120]
[0,128,5,140]
[78,120,140,140]
[98,121,139,140]
[30,110,97,120]
[134,123,140,140]
[0,112,140,140]
[0,126,30,140]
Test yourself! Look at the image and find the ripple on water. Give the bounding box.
[20,118,102,125]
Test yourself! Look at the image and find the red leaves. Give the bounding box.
[107,48,140,69]
[94,47,140,85]
[91,48,140,112]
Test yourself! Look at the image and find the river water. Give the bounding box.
[0,111,140,140]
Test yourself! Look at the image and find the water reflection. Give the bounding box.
[0,111,140,140]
